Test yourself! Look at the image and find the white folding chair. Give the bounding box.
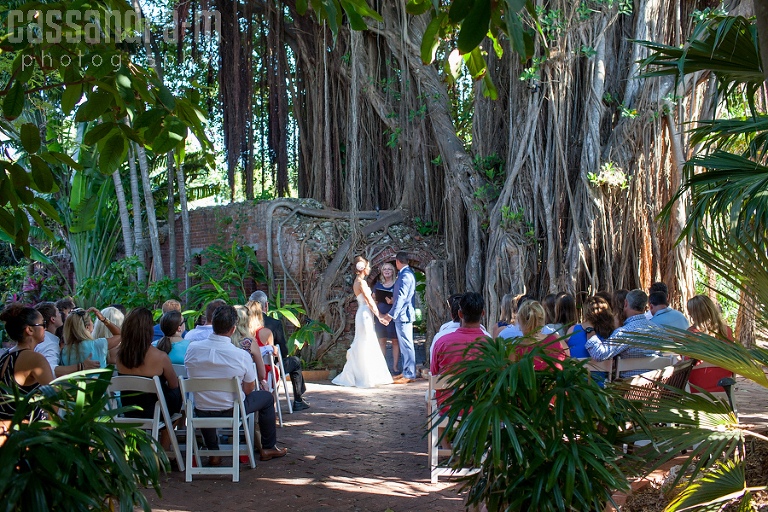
[107,375,185,471]
[261,351,293,427]
[179,377,257,482]
[172,364,187,378]
[576,358,614,383]
[427,372,479,484]
[615,354,674,379]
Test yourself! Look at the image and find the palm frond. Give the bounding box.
[688,115,768,160]
[634,15,763,103]
[666,460,748,512]
[660,151,768,240]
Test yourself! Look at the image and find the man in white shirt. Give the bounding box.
[185,304,287,465]
[35,302,98,376]
[184,299,227,343]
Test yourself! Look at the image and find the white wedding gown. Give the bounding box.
[332,293,394,388]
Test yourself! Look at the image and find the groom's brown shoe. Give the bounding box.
[393,377,414,384]
[392,374,403,380]
[260,447,288,461]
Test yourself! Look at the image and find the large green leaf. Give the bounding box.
[666,460,748,511]
[3,81,25,120]
[420,13,445,64]
[75,89,113,122]
[457,0,492,54]
[20,123,41,153]
[98,132,127,174]
[449,0,475,23]
[29,155,54,193]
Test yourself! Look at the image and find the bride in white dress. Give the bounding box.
[332,256,394,388]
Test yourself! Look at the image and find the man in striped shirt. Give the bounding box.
[584,289,662,378]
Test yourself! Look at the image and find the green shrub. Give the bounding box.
[435,336,642,511]
[0,369,168,511]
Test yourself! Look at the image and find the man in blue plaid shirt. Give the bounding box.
[584,289,662,378]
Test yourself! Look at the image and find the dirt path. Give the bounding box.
[146,379,464,512]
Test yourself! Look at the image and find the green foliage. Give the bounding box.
[413,217,439,237]
[190,242,267,306]
[0,369,168,511]
[287,319,332,357]
[0,0,214,257]
[0,265,26,303]
[471,153,506,230]
[266,285,332,357]
[76,256,146,309]
[294,0,383,42]
[437,337,639,511]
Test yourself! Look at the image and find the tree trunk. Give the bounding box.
[127,144,146,285]
[754,0,768,83]
[176,155,192,291]
[167,153,177,280]
[134,142,164,280]
[112,169,133,260]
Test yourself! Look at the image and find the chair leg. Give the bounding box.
[185,417,194,482]
[233,417,240,483]
[242,412,257,469]
[277,356,293,414]
[167,422,185,472]
[272,374,284,427]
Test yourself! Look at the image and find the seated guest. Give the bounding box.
[33,302,64,375]
[153,300,186,342]
[431,292,487,376]
[37,302,100,378]
[551,293,577,337]
[93,307,126,365]
[542,294,559,334]
[594,290,614,305]
[185,305,287,465]
[184,300,226,342]
[230,305,270,389]
[108,304,127,315]
[156,310,190,365]
[649,292,690,330]
[566,296,614,358]
[585,289,661,378]
[512,301,569,369]
[430,294,464,360]
[0,303,54,423]
[54,297,76,341]
[248,291,310,411]
[646,282,669,319]
[612,289,629,328]
[686,295,734,393]
[60,308,121,369]
[492,293,515,338]
[116,307,182,448]
[498,294,533,340]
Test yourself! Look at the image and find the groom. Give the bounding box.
[384,252,417,384]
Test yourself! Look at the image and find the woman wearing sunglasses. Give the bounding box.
[0,303,54,428]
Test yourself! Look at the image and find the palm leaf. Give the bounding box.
[666,460,750,512]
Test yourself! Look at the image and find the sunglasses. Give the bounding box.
[28,323,45,327]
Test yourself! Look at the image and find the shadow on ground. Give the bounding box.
[145,379,465,512]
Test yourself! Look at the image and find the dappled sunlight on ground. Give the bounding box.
[146,380,464,511]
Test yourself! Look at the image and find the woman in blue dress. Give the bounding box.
[566,296,615,384]
[373,262,399,373]
[60,307,121,369]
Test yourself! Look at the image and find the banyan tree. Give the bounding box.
[171,0,754,348]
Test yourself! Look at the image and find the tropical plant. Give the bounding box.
[0,369,168,511]
[76,256,146,309]
[191,242,267,304]
[622,12,768,510]
[434,337,642,511]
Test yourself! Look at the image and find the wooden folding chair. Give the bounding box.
[172,364,187,378]
[576,358,614,383]
[615,354,676,379]
[107,375,185,471]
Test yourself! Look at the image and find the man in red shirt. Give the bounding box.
[431,292,486,376]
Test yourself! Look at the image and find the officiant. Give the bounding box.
[374,262,399,374]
